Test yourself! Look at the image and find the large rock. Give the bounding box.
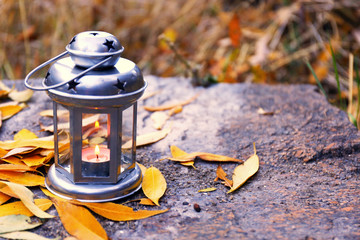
[1,76,359,239]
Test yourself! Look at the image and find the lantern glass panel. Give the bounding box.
[121,104,136,172]
[81,113,110,178]
[54,103,71,173]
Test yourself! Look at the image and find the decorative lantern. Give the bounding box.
[25,31,147,202]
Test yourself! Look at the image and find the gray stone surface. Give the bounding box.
[0,76,359,239]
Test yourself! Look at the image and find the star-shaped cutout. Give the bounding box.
[90,32,98,36]
[114,78,126,91]
[68,80,80,91]
[103,39,115,51]
[69,36,76,45]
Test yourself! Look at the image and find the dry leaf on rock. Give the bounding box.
[53,199,108,240]
[142,167,167,206]
[168,145,243,163]
[169,145,194,167]
[228,143,259,193]
[214,165,233,187]
[0,231,60,240]
[144,94,199,112]
[0,215,42,234]
[122,128,170,149]
[0,104,24,120]
[168,105,182,116]
[8,89,33,102]
[139,198,156,206]
[150,111,169,130]
[0,199,52,217]
[0,172,44,187]
[0,181,53,218]
[198,187,217,193]
[71,201,168,221]
[137,163,147,176]
[14,129,38,140]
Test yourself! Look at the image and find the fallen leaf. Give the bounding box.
[137,163,147,176]
[39,109,69,118]
[0,192,11,205]
[228,12,242,47]
[144,94,199,112]
[0,215,42,234]
[0,172,45,186]
[198,187,217,193]
[0,164,36,172]
[150,111,169,130]
[122,128,171,149]
[0,231,59,240]
[8,89,33,102]
[168,105,182,116]
[139,198,156,206]
[0,181,53,218]
[142,167,167,206]
[168,145,243,163]
[21,154,48,167]
[71,201,168,221]
[0,104,24,120]
[257,107,274,115]
[2,147,37,159]
[228,143,259,193]
[53,199,108,240]
[215,165,233,187]
[0,139,54,150]
[14,129,38,140]
[170,145,195,167]
[0,199,52,217]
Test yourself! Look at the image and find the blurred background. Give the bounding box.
[1,0,360,123]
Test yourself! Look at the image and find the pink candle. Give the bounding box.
[81,145,110,177]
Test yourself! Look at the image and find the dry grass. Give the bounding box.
[1,0,360,109]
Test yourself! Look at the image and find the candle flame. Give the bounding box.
[95,145,100,155]
[95,121,100,128]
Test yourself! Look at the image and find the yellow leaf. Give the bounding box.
[8,89,33,102]
[22,154,48,167]
[0,164,36,172]
[150,111,169,130]
[170,146,195,167]
[144,94,199,112]
[168,145,243,163]
[122,128,170,149]
[53,199,108,240]
[180,161,195,168]
[41,187,67,201]
[158,28,177,51]
[0,192,11,205]
[215,165,233,187]
[137,163,147,176]
[198,187,217,193]
[139,198,156,206]
[1,156,27,166]
[71,201,168,221]
[0,231,59,240]
[0,215,42,234]
[142,167,167,206]
[0,104,23,120]
[168,105,182,116]
[0,181,53,218]
[0,139,54,150]
[0,172,45,186]
[14,129,38,140]
[0,199,52,217]
[41,114,99,132]
[228,143,259,193]
[2,146,37,158]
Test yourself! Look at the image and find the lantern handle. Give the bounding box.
[24,51,112,91]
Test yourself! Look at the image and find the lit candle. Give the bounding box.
[82,145,110,177]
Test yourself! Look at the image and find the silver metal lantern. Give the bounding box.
[25,31,147,202]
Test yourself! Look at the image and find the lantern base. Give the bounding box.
[45,164,142,202]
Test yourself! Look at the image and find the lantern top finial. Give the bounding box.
[65,31,124,68]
